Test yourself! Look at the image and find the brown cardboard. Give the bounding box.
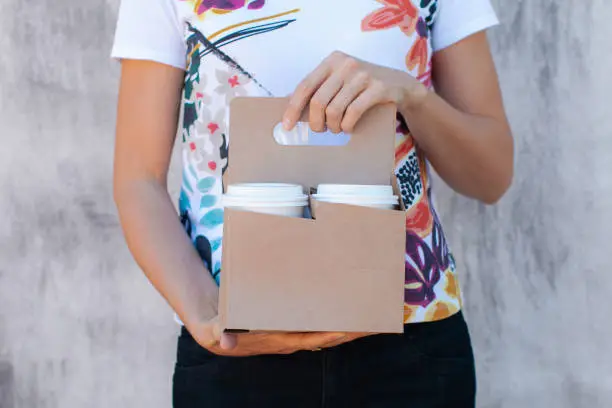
[225,98,395,187]
[220,97,405,334]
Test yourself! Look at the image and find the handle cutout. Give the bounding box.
[273,122,351,146]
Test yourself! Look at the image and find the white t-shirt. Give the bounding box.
[111,0,498,324]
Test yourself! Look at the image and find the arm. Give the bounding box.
[283,33,513,204]
[398,32,513,204]
[114,60,347,354]
[113,60,220,331]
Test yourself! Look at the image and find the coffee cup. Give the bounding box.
[223,183,308,218]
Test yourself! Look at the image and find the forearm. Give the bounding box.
[114,179,218,327]
[399,85,513,204]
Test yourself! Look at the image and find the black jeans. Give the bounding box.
[173,312,476,408]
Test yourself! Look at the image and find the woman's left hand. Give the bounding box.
[283,51,428,134]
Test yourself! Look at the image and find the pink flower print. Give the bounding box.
[195,108,228,173]
[361,0,419,36]
[199,108,227,137]
[186,136,213,164]
[247,0,265,9]
[406,17,429,76]
[215,69,250,103]
[207,122,220,134]
[195,91,212,105]
[228,75,241,88]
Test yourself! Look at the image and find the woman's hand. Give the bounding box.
[283,51,427,134]
[188,316,375,356]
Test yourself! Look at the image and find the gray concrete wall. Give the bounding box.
[0,0,610,407]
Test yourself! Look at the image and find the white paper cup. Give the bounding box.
[223,183,308,218]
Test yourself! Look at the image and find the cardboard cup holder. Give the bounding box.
[219,97,406,334]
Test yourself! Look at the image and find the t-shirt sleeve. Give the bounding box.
[431,0,499,52]
[111,0,187,70]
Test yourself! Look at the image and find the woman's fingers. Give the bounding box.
[284,51,411,135]
[326,71,370,133]
[219,333,238,350]
[199,331,371,357]
[285,58,383,134]
[308,71,345,133]
[309,57,362,133]
[211,332,347,356]
[321,332,374,349]
[292,332,347,351]
[283,63,332,131]
[341,83,385,133]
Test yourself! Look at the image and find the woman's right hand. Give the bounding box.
[188,316,350,356]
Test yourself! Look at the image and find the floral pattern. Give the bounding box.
[178,8,299,287]
[361,0,419,35]
[362,0,460,321]
[195,107,228,172]
[362,0,438,78]
[215,69,251,103]
[182,0,266,18]
[176,1,460,324]
[407,18,429,76]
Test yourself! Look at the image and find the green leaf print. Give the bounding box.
[184,80,194,101]
[211,238,222,252]
[183,102,197,130]
[197,177,216,193]
[188,165,198,179]
[183,170,194,193]
[190,58,201,77]
[200,194,217,208]
[179,189,191,213]
[200,208,224,228]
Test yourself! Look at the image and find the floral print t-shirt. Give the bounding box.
[112,0,499,324]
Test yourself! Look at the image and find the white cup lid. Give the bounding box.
[226,183,304,198]
[316,184,394,197]
[312,194,399,205]
[222,196,308,208]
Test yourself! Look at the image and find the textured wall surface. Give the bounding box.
[0,0,610,407]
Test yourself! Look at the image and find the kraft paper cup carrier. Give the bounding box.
[220,97,406,334]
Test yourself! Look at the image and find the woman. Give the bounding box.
[111,0,513,406]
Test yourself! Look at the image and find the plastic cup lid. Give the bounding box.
[223,194,308,203]
[226,183,304,198]
[316,184,394,197]
[312,194,399,204]
[222,199,308,208]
